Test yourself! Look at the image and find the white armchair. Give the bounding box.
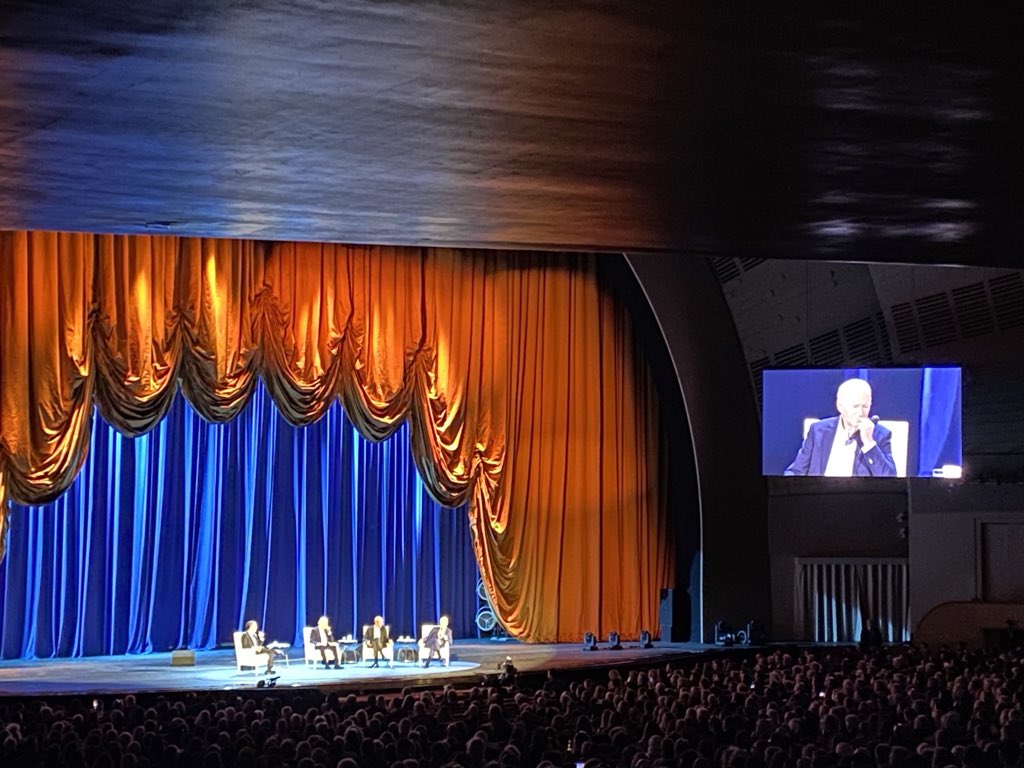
[232,631,260,675]
[361,625,394,665]
[418,623,451,666]
[302,626,319,667]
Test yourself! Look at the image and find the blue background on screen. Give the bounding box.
[762,367,962,477]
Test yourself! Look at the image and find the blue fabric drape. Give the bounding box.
[0,383,477,659]
[918,367,963,476]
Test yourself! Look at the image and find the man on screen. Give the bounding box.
[784,378,897,477]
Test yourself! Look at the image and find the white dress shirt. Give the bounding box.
[824,423,858,476]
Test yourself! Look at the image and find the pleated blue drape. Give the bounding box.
[0,383,478,659]
[918,367,963,476]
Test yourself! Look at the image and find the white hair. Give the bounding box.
[836,378,871,402]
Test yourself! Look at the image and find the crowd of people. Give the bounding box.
[3,641,1024,768]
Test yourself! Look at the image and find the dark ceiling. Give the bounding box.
[1,1,1022,266]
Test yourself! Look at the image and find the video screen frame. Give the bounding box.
[761,366,963,479]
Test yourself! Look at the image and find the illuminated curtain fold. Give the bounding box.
[0,231,672,642]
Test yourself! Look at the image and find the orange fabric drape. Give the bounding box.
[0,232,95,506]
[0,231,672,641]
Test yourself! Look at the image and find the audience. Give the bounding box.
[3,642,1024,768]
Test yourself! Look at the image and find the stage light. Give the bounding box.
[639,629,653,649]
[257,675,279,688]
[714,620,735,646]
[583,632,597,651]
[607,631,622,650]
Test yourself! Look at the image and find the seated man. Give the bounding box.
[363,615,391,668]
[784,378,897,477]
[241,619,285,674]
[421,615,452,668]
[310,615,342,669]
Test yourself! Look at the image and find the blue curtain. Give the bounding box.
[0,383,478,659]
[918,367,963,476]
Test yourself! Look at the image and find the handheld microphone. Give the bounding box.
[870,415,880,424]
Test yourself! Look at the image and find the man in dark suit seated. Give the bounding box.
[241,619,284,674]
[363,615,391,668]
[421,615,452,668]
[310,615,342,669]
[785,378,897,477]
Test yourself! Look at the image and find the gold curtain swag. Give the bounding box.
[0,231,672,642]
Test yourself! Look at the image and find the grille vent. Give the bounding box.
[890,302,921,354]
[990,273,1024,330]
[774,343,809,367]
[951,282,995,338]
[842,317,880,364]
[809,330,844,366]
[916,292,958,347]
[711,257,741,283]
[712,256,767,284]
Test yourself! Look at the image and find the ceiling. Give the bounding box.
[1,2,1022,266]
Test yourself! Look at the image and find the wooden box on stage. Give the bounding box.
[170,649,196,666]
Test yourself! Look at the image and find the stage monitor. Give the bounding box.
[762,367,962,479]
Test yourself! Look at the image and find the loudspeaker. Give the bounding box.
[659,588,684,642]
[170,649,196,666]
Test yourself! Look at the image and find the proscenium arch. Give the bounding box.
[625,252,770,642]
[0,233,677,644]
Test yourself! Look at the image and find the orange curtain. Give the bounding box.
[0,231,672,641]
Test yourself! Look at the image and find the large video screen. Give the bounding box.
[762,367,962,478]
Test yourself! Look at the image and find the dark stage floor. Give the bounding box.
[0,641,714,698]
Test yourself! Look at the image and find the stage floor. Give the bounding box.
[0,640,713,697]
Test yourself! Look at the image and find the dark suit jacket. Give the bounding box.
[240,630,263,650]
[423,625,452,651]
[784,416,897,477]
[310,626,336,646]
[363,624,390,648]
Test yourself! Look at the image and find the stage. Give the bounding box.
[0,640,714,698]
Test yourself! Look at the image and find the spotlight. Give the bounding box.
[639,629,653,649]
[257,676,279,689]
[607,631,622,650]
[583,632,598,651]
